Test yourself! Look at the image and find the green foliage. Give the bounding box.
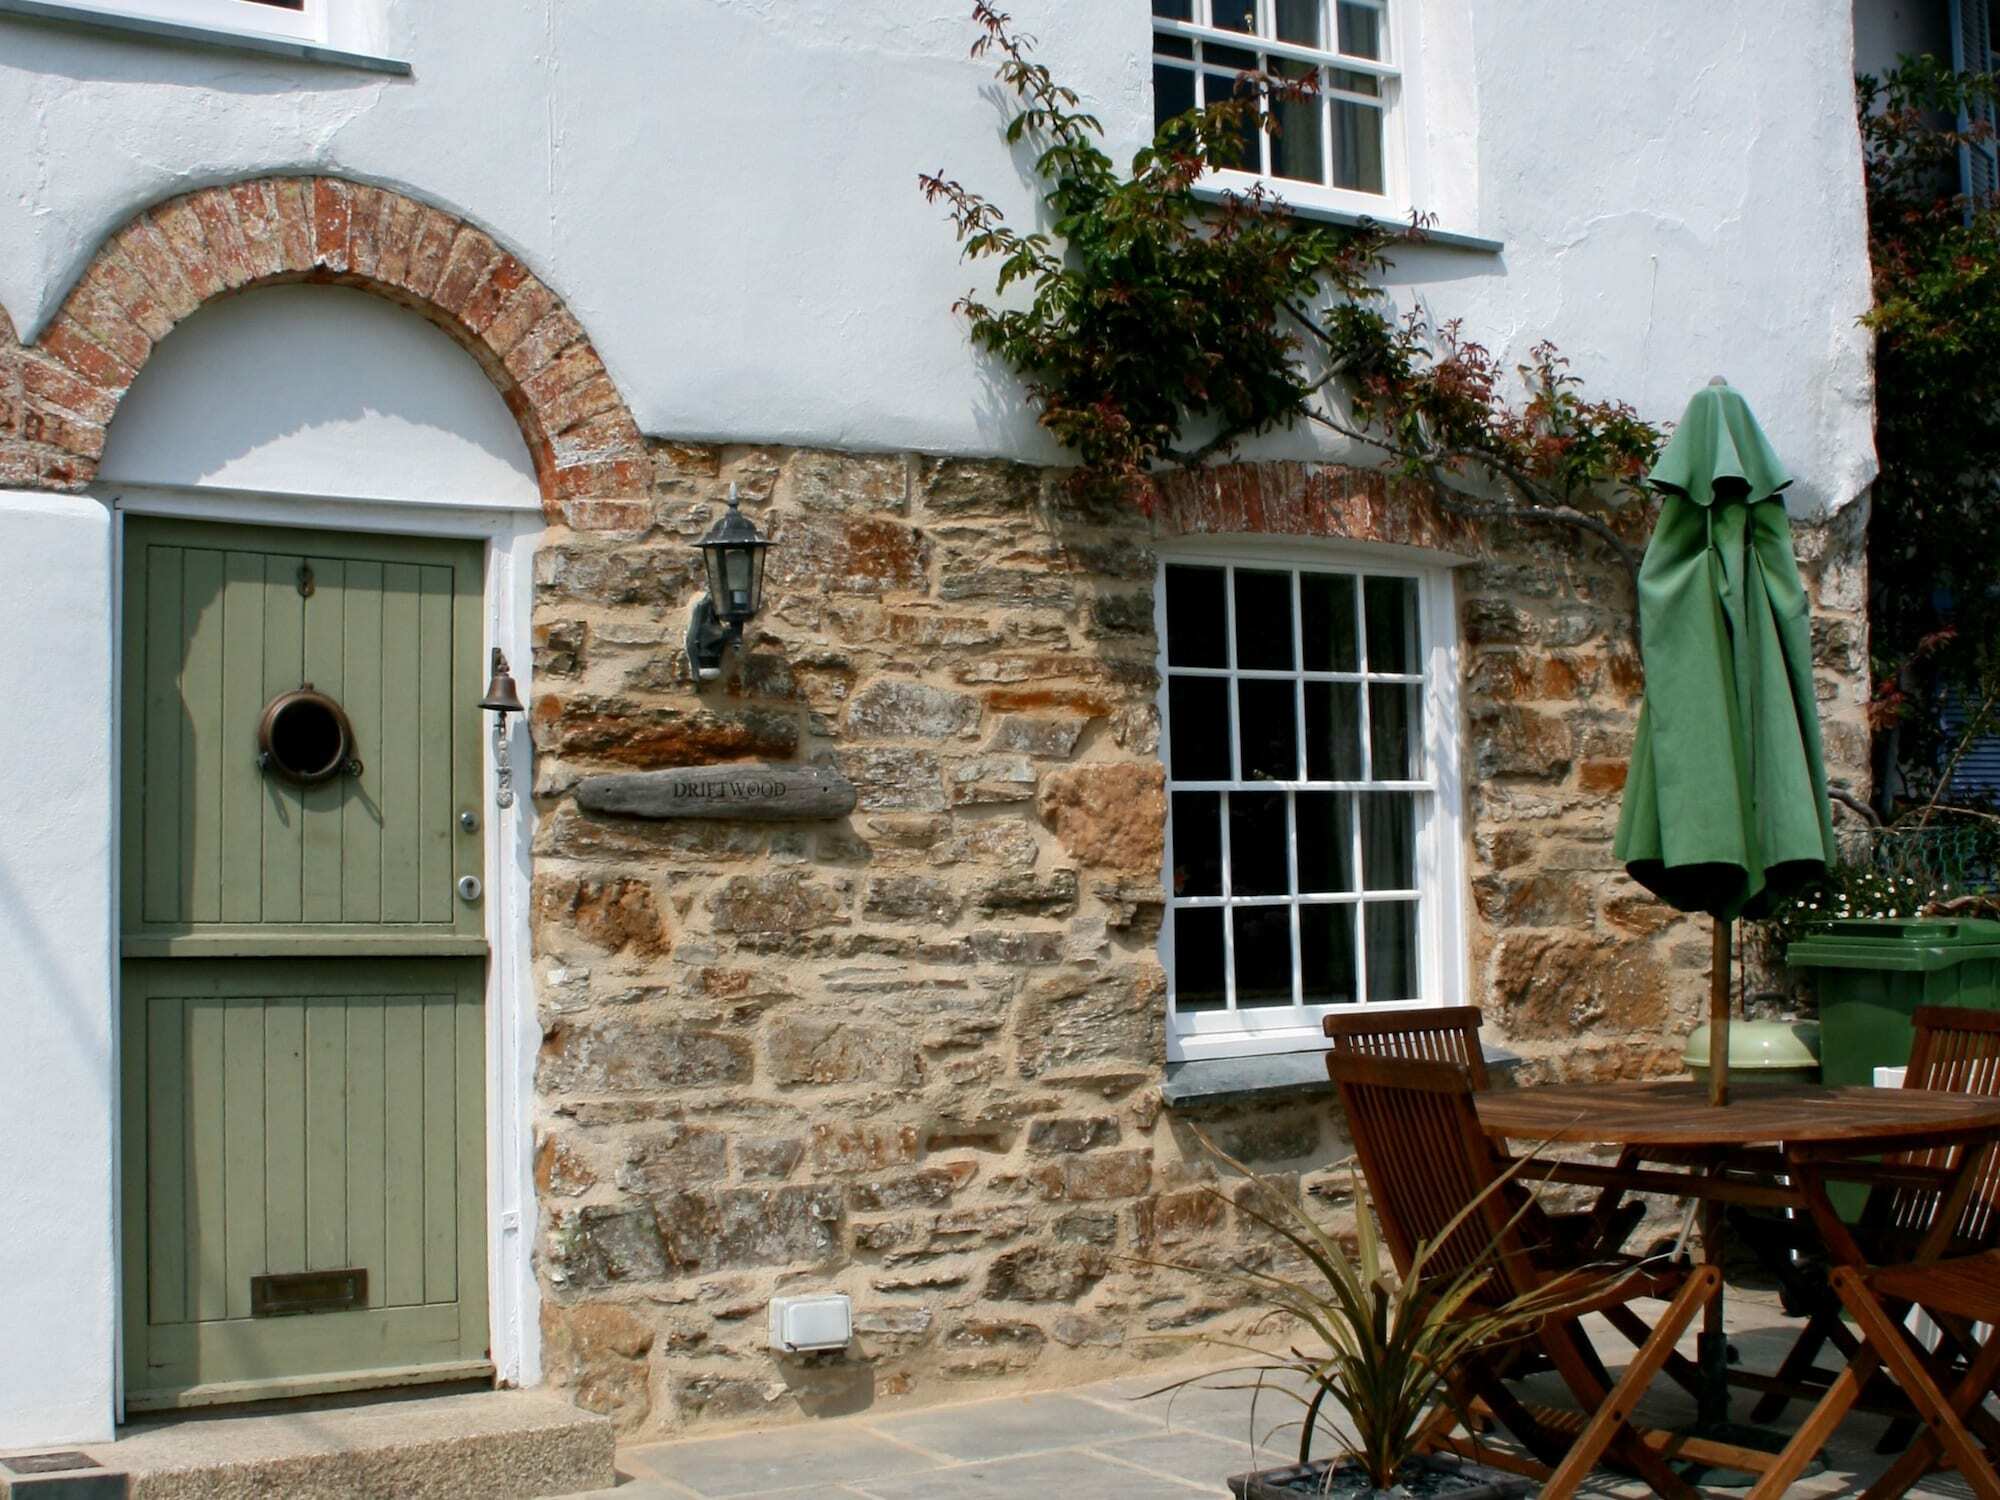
[920,4,1370,499]
[922,3,1662,531]
[1341,318,1659,503]
[1144,1128,1611,1492]
[1760,812,2000,946]
[1859,58,2000,792]
[1761,861,1952,949]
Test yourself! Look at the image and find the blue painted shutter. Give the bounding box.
[1951,0,2000,206]
[1941,690,2000,799]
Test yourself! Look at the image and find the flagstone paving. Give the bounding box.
[552,1289,1976,1498]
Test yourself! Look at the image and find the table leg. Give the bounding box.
[1680,1165,1821,1487]
[1743,1347,1879,1500]
[1696,1196,1731,1431]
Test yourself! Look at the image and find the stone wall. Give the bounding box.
[528,440,1871,1436]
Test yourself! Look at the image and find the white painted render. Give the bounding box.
[1,0,1875,512]
[0,491,116,1446]
[100,285,543,509]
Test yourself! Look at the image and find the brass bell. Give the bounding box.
[479,648,524,715]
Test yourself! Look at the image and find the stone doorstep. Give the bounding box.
[0,1449,125,1500]
[1,1390,613,1500]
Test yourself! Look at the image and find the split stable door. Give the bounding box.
[120,517,491,1408]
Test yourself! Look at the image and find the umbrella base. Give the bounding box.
[1677,1334,1824,1487]
[1673,1420,1822,1488]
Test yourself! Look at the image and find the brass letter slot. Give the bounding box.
[251,1268,367,1317]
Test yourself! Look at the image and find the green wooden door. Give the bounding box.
[120,518,490,1409]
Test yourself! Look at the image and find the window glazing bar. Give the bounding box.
[1152,16,1398,77]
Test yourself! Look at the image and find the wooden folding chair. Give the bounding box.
[1328,1053,1720,1500]
[1324,1005,1492,1085]
[1745,1247,2000,1499]
[1324,1008,1663,1373]
[1748,1004,2000,1427]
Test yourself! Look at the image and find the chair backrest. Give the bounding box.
[1908,1005,2000,1096]
[1880,1005,2000,1246]
[1323,1005,1490,1089]
[1326,1052,1529,1293]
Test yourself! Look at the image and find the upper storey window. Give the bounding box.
[1151,0,1405,211]
[112,0,322,43]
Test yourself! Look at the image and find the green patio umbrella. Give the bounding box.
[1614,378,1836,1105]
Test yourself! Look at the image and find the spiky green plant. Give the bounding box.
[1145,1128,1633,1494]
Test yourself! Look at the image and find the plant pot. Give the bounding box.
[1227,1454,1533,1499]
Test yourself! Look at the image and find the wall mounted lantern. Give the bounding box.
[479,647,525,809]
[686,484,772,682]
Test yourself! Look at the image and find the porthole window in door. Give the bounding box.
[257,686,359,784]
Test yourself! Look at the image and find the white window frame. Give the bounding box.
[97,0,324,43]
[1156,541,1464,1062]
[1150,0,1422,221]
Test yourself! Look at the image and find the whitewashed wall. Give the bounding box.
[0,492,115,1446]
[1,0,1876,511]
[99,284,543,507]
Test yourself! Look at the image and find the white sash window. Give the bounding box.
[95,0,322,43]
[1150,0,1414,214]
[1157,547,1463,1061]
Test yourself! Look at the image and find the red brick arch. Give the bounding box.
[4,176,646,519]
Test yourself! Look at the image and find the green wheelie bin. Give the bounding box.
[1788,918,2000,1088]
[1788,918,2000,1218]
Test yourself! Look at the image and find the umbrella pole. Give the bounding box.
[1709,917,1731,1107]
[1697,915,1733,1435]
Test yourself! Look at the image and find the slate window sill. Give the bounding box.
[0,0,412,73]
[1189,186,1503,254]
[1162,1043,1523,1108]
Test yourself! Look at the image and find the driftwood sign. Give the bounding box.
[575,764,858,822]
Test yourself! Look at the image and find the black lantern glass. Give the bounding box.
[686,485,772,680]
[697,493,770,625]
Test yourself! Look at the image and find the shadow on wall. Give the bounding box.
[4,20,389,96]
[97,283,540,506]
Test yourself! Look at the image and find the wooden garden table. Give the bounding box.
[1475,1081,2000,1484]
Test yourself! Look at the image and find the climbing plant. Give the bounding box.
[1857,57,2000,811]
[920,3,1662,586]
